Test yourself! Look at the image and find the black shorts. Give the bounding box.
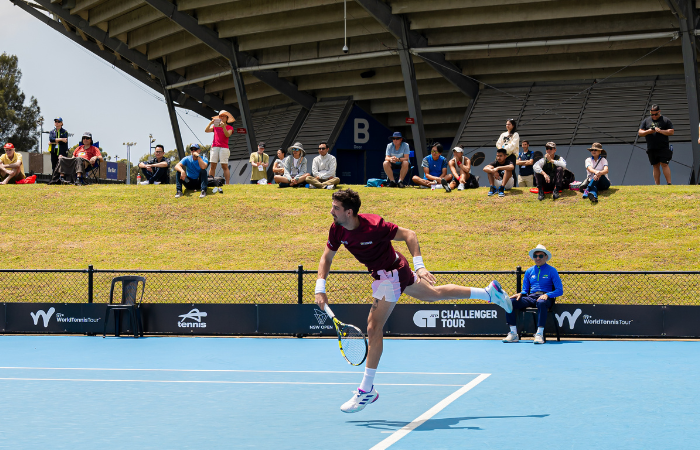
[647,148,672,166]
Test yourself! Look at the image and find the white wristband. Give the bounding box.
[315,278,326,294]
[413,256,425,271]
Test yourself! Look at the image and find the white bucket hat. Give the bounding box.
[528,244,552,261]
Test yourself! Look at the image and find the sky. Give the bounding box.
[0,1,212,163]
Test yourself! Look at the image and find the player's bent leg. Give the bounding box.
[404,279,512,313]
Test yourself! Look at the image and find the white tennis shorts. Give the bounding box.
[209,146,230,164]
[371,268,417,303]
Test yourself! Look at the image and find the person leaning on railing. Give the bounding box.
[503,244,563,345]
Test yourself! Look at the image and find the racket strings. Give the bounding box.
[339,324,366,365]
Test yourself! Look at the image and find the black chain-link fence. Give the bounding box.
[0,267,698,305]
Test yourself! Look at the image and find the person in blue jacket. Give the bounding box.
[503,244,563,344]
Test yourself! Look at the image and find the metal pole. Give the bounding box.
[158,65,186,160]
[229,42,257,155]
[516,266,522,295]
[298,265,304,305]
[398,16,426,163]
[127,144,131,184]
[88,265,94,304]
[679,5,700,184]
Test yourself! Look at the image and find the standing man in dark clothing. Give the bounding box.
[638,105,674,185]
[48,117,69,173]
[533,141,567,201]
[138,144,170,184]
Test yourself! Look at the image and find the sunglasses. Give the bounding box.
[82,137,91,140]
[545,147,555,150]
[533,253,546,259]
[650,112,660,116]
[318,147,327,150]
[54,120,62,123]
[392,138,401,141]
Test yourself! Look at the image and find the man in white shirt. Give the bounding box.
[307,141,340,190]
[533,141,567,201]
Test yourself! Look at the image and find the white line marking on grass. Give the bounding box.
[369,373,491,450]
[0,377,464,387]
[0,367,481,375]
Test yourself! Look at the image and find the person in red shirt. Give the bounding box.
[205,109,234,191]
[56,132,103,185]
[314,189,513,413]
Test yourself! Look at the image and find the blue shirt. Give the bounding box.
[385,142,410,161]
[421,155,447,179]
[521,263,563,298]
[180,154,209,179]
[518,151,534,176]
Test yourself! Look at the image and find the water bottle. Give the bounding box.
[136,173,141,184]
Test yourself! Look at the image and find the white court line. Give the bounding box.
[0,377,464,387]
[369,373,491,450]
[0,367,481,375]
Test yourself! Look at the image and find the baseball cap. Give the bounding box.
[54,117,63,122]
[82,132,92,139]
[190,143,201,150]
[258,142,266,148]
[3,143,15,150]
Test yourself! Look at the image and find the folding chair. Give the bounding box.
[103,276,145,338]
[84,160,100,185]
[520,299,560,342]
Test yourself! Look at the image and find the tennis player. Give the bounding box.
[314,189,513,413]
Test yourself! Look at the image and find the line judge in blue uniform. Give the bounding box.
[503,244,563,344]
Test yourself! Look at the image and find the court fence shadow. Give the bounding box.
[348,414,550,431]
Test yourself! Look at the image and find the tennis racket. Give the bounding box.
[323,304,368,366]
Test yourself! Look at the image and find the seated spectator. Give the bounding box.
[307,141,340,190]
[55,132,103,185]
[496,119,519,188]
[250,141,269,185]
[412,143,452,192]
[515,140,535,187]
[503,244,563,345]
[274,142,309,188]
[447,147,478,191]
[383,132,410,188]
[0,143,26,185]
[272,147,286,178]
[581,143,610,203]
[138,144,170,185]
[533,141,567,201]
[174,143,209,198]
[483,149,515,197]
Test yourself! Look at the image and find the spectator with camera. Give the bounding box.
[205,110,234,188]
[138,144,170,185]
[48,117,69,173]
[533,141,567,201]
[0,143,26,184]
[174,143,209,198]
[483,149,515,197]
[274,142,309,188]
[638,104,674,185]
[249,142,269,185]
[581,143,610,203]
[503,244,563,345]
[412,143,452,192]
[307,141,340,189]
[383,132,410,188]
[516,140,535,187]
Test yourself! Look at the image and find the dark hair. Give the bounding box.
[319,141,328,149]
[332,189,361,216]
[521,140,529,145]
[431,143,443,154]
[496,148,507,155]
[155,144,165,151]
[506,119,517,133]
[650,104,660,112]
[277,147,286,155]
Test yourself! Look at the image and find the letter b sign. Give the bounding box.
[354,118,369,144]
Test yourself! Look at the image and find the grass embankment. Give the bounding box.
[2,184,699,304]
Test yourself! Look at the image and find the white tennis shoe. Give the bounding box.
[487,280,513,313]
[340,386,379,413]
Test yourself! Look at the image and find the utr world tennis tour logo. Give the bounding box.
[178,308,208,328]
[413,309,498,328]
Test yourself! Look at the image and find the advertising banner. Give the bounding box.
[551,304,664,337]
[662,306,700,337]
[106,161,118,180]
[141,304,257,335]
[5,303,107,334]
[387,304,506,336]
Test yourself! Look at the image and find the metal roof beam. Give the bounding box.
[141,0,317,110]
[353,0,479,98]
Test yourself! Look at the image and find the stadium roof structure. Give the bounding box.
[10,0,700,182]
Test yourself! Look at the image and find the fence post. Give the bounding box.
[515,266,522,295]
[298,265,304,305]
[88,264,94,304]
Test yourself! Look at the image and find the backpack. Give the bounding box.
[207,176,226,187]
[366,178,386,187]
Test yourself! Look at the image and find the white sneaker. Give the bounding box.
[325,185,334,190]
[139,180,150,185]
[340,386,379,413]
[503,332,519,343]
[154,181,161,185]
[486,280,513,313]
[211,187,217,194]
[534,333,545,344]
[458,183,465,191]
[308,185,317,189]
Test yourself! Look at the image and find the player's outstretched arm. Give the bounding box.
[315,246,337,307]
[393,227,436,285]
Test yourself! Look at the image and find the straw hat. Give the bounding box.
[528,244,552,261]
[213,110,235,123]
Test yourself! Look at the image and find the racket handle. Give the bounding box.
[323,304,335,318]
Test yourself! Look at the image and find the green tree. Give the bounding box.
[0,53,41,152]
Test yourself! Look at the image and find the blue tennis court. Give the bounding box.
[0,335,697,449]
